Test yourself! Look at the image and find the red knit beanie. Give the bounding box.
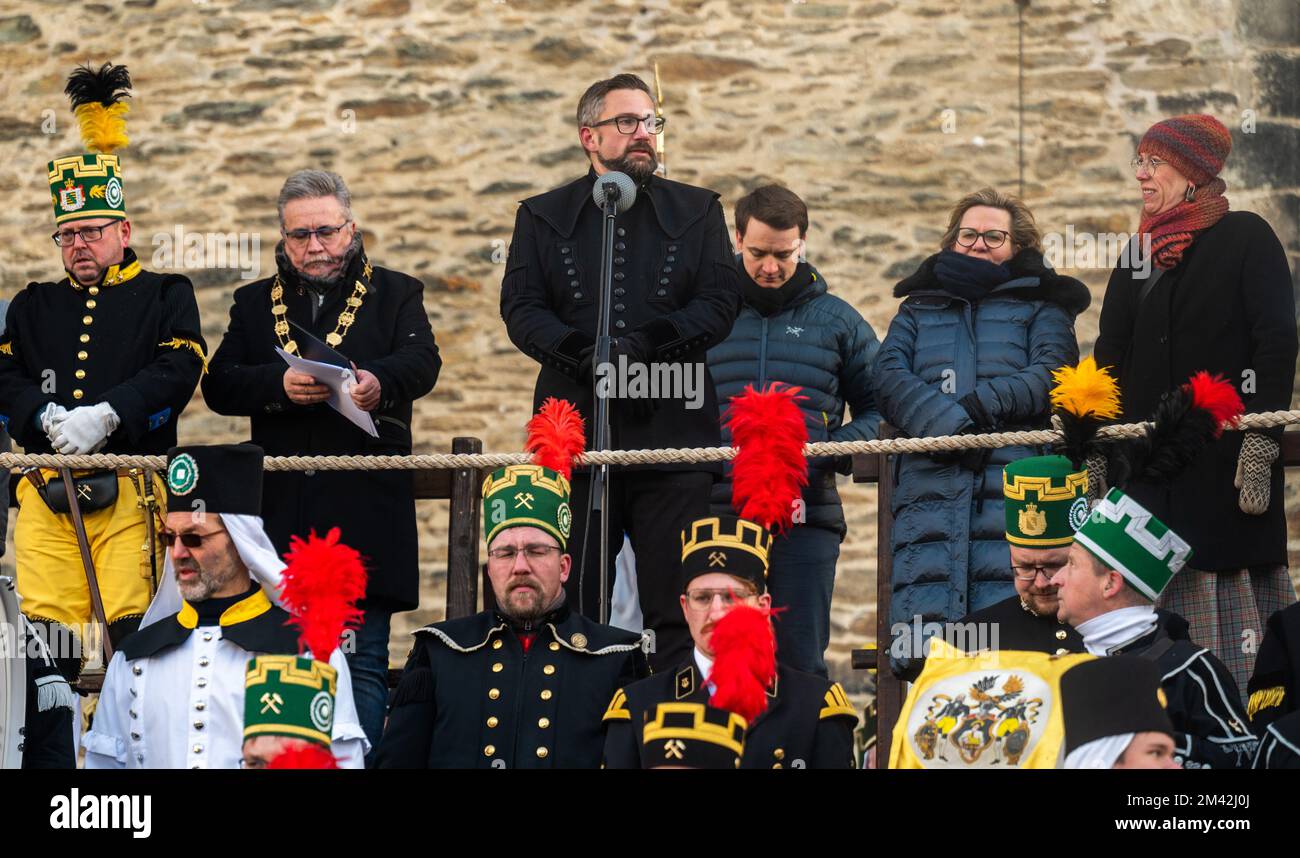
[1138,114,1232,187]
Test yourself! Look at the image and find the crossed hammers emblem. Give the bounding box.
[259,692,284,715]
[663,739,686,760]
[513,491,535,510]
[708,551,727,568]
[77,484,93,501]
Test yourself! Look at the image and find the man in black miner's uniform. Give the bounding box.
[377,452,647,769]
[602,515,859,769]
[500,73,741,670]
[0,63,205,675]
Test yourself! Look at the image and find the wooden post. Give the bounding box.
[445,436,482,620]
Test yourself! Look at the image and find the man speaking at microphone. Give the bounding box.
[500,73,740,672]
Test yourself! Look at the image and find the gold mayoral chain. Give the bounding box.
[271,256,373,352]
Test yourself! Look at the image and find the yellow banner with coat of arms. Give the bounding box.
[890,640,1095,769]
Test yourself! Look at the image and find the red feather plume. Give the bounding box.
[1184,371,1244,437]
[724,383,809,533]
[707,603,776,723]
[278,527,367,660]
[524,397,586,480]
[266,743,339,770]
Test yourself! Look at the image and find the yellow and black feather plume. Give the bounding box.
[65,63,132,154]
[1050,357,1120,468]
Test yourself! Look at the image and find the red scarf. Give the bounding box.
[1138,178,1229,270]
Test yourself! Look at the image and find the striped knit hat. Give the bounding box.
[1138,114,1232,187]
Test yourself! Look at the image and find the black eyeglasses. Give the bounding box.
[160,528,227,548]
[488,544,562,562]
[588,114,666,135]
[1011,563,1066,581]
[52,223,117,246]
[956,228,1010,249]
[283,221,352,245]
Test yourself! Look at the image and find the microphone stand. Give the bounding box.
[581,179,620,624]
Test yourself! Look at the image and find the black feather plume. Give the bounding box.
[65,63,132,109]
[1114,388,1218,487]
[1053,411,1102,471]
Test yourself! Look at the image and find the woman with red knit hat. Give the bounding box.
[1094,114,1298,699]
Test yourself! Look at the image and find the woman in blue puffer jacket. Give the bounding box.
[873,187,1089,675]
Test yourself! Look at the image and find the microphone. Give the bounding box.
[591,171,637,214]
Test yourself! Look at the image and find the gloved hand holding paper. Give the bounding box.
[276,347,379,438]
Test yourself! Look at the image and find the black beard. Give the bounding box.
[600,147,658,185]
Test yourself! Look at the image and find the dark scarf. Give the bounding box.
[741,262,814,316]
[1138,177,1229,270]
[932,249,1013,302]
[190,581,261,626]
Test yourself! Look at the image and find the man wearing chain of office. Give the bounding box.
[203,170,440,761]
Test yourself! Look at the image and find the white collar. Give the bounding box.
[693,647,714,681]
[1076,605,1158,656]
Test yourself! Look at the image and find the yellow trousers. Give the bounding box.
[15,470,165,633]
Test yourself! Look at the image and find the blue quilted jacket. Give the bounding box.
[873,249,1089,628]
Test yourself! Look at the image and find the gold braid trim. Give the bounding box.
[158,337,209,373]
[1248,686,1285,720]
[0,341,11,356]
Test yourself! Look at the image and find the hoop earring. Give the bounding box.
[1184,184,1196,202]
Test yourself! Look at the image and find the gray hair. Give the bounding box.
[575,73,652,128]
[277,169,352,229]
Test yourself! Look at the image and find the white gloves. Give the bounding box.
[50,402,120,455]
[39,402,68,441]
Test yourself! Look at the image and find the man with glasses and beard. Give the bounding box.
[377,458,647,768]
[500,73,740,672]
[84,444,367,769]
[0,63,205,682]
[203,170,441,763]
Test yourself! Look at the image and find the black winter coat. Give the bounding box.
[202,248,440,611]
[1094,211,1297,570]
[500,169,741,473]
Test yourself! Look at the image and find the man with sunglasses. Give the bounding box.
[378,460,647,768]
[85,444,368,768]
[203,169,441,762]
[602,514,858,769]
[0,63,206,680]
[500,73,740,672]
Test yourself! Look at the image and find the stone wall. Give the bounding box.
[0,0,1296,693]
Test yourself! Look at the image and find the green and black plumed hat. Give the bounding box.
[482,398,585,548]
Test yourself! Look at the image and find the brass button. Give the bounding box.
[540,690,552,701]
[484,745,496,757]
[194,721,205,730]
[75,369,85,379]
[77,350,88,361]
[88,286,99,296]
[79,334,90,343]
[82,315,93,325]
[1055,648,1069,655]
[543,665,556,675]
[492,662,504,673]
[1055,630,1067,640]
[536,747,549,759]
[132,665,142,676]
[196,678,207,688]
[198,657,209,667]
[773,763,782,769]
[570,633,587,648]
[86,299,96,309]
[538,717,550,729]
[195,702,205,711]
[492,639,503,650]
[72,389,84,399]
[488,688,500,700]
[774,748,785,760]
[486,716,498,728]
[192,744,203,754]
[548,642,560,652]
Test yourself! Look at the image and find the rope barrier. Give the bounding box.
[4,410,1298,472]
